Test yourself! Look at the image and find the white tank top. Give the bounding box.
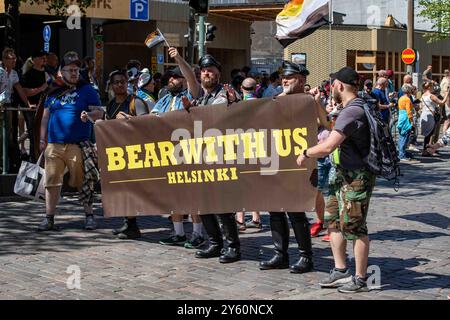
[421,94,437,119]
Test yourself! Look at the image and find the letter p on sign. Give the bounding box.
[130,0,149,21]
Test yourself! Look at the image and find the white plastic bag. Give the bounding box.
[14,153,45,202]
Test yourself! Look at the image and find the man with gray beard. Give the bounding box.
[189,54,242,264]
[259,61,323,273]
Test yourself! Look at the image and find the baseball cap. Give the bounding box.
[165,66,184,78]
[330,67,360,86]
[60,51,82,68]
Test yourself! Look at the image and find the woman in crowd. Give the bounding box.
[420,81,449,156]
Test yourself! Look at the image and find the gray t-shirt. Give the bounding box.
[333,98,370,170]
[422,70,432,81]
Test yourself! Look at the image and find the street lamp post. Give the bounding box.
[407,0,414,74]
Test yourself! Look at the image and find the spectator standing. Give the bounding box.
[37,52,104,231]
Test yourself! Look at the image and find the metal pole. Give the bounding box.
[198,15,206,58]
[329,0,333,75]
[186,8,196,65]
[407,0,414,74]
[2,108,8,174]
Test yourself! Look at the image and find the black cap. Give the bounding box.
[32,50,48,59]
[60,51,82,68]
[198,54,222,72]
[165,66,184,78]
[330,67,360,86]
[281,61,309,77]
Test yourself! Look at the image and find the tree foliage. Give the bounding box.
[20,0,93,16]
[418,0,450,42]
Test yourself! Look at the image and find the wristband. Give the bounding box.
[303,149,310,158]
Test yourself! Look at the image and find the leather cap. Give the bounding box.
[198,54,222,72]
[281,61,309,77]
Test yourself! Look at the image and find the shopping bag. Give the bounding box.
[14,153,45,202]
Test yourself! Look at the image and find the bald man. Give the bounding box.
[373,77,394,123]
[241,77,257,100]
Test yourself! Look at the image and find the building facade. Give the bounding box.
[284,25,450,88]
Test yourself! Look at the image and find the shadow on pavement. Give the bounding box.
[394,213,450,230]
[369,229,449,241]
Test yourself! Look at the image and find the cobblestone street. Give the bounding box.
[0,150,449,300]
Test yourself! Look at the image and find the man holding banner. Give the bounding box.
[154,47,205,249]
[259,61,315,274]
[193,54,242,264]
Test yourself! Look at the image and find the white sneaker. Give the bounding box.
[408,146,420,152]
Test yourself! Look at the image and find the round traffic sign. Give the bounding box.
[402,48,416,65]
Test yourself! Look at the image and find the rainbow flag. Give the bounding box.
[276,0,330,47]
[144,29,166,49]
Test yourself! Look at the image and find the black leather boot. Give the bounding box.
[288,212,313,273]
[195,244,222,258]
[218,213,240,249]
[116,217,141,239]
[259,213,290,270]
[219,247,241,263]
[196,214,223,258]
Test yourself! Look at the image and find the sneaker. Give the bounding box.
[236,220,246,232]
[159,234,187,246]
[37,216,59,231]
[310,221,324,237]
[321,234,330,242]
[338,275,369,293]
[245,220,262,229]
[85,215,97,230]
[184,232,206,249]
[408,145,420,152]
[319,268,352,288]
[400,157,412,162]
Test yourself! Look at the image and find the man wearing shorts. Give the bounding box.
[38,52,104,231]
[297,67,375,293]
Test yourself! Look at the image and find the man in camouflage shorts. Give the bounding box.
[325,168,376,241]
[297,67,376,293]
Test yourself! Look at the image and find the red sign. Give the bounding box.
[402,48,416,65]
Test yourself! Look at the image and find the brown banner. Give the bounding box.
[95,94,318,217]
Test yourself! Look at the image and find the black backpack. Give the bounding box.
[360,99,401,188]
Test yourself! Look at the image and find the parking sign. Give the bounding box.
[130,0,149,21]
[43,25,51,42]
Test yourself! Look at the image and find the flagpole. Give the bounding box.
[157,28,171,48]
[329,0,333,76]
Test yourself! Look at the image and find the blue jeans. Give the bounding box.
[398,131,410,159]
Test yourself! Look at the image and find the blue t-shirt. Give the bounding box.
[372,88,389,122]
[44,84,101,143]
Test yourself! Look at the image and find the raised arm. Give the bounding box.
[168,47,201,99]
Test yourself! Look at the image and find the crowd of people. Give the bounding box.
[1,46,449,294]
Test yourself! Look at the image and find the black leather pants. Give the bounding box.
[200,213,240,249]
[269,212,312,258]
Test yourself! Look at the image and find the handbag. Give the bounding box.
[13,153,46,202]
[422,98,441,123]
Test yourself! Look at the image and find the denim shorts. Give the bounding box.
[317,157,331,193]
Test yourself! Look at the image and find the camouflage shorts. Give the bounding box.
[324,168,376,240]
